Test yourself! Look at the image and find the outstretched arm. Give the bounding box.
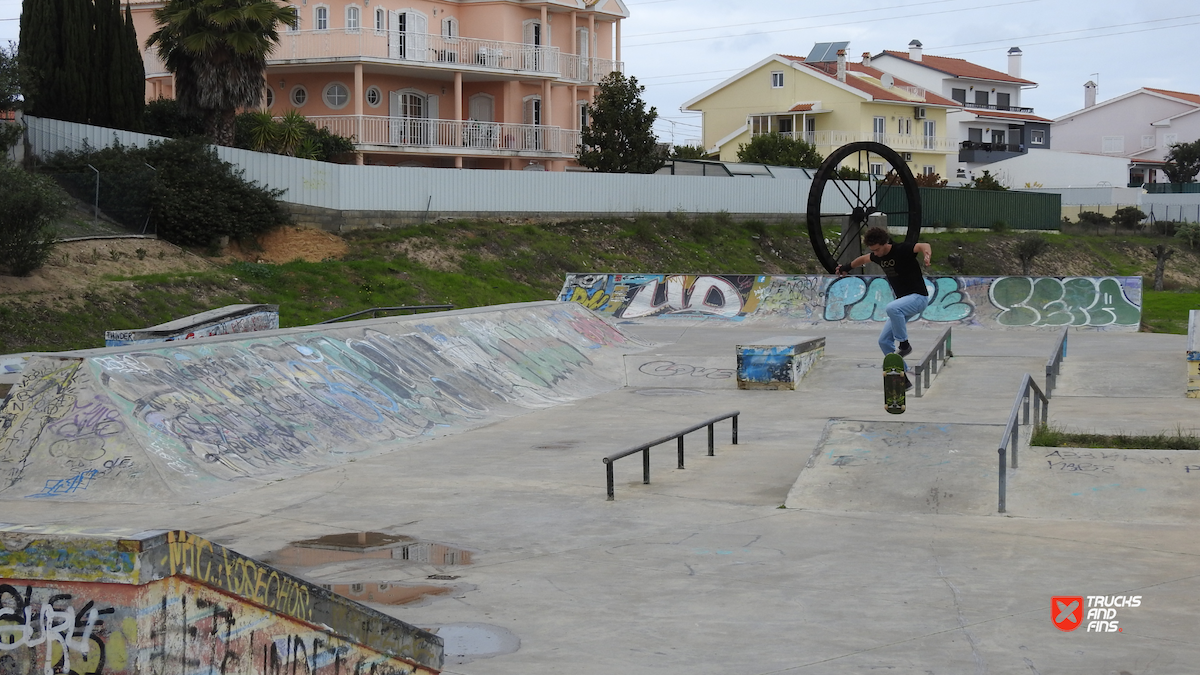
[837,253,873,275]
[914,242,932,267]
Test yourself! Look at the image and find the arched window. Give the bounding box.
[287,5,299,31]
[314,5,329,31]
[346,6,360,32]
[375,7,385,32]
[323,82,349,109]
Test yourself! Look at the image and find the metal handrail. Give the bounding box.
[997,374,1049,513]
[1045,327,1068,398]
[318,305,453,324]
[602,411,739,501]
[912,326,953,397]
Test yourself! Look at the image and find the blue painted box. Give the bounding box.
[736,336,826,390]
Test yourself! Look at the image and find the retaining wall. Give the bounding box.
[559,274,1142,330]
[0,526,442,674]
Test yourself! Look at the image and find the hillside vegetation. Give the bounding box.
[2,214,1200,354]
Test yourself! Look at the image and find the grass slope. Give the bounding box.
[2,216,1200,354]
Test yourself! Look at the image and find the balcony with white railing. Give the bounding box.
[142,46,168,77]
[269,29,563,77]
[300,115,581,156]
[559,54,623,84]
[750,128,959,153]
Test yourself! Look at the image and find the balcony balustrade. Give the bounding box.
[300,115,581,156]
[269,29,566,77]
[962,102,1036,114]
[559,54,622,83]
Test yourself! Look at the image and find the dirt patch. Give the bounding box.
[0,238,216,299]
[228,226,349,263]
[388,237,462,272]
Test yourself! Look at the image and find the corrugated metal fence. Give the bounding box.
[881,187,1062,231]
[25,116,831,217]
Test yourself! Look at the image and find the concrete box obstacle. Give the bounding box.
[0,525,443,674]
[736,336,825,390]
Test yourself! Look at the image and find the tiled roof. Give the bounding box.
[878,51,1036,86]
[789,103,814,112]
[783,57,960,107]
[1144,88,1200,106]
[966,109,1052,123]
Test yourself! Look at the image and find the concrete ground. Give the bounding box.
[4,320,1199,674]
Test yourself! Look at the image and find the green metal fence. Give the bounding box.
[1144,183,1200,194]
[879,186,1062,231]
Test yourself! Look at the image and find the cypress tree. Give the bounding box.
[18,0,61,118]
[55,0,91,123]
[91,0,113,127]
[122,3,145,130]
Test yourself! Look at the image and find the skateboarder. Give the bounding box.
[836,227,932,384]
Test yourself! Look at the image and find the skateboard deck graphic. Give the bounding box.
[883,353,906,414]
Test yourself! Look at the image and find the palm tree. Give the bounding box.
[147,0,297,146]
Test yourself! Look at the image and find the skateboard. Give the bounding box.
[883,353,906,414]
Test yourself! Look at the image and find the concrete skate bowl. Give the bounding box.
[0,301,639,503]
[560,273,1142,330]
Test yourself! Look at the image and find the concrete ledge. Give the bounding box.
[0,526,443,673]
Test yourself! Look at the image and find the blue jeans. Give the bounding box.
[878,293,930,356]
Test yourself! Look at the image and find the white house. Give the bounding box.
[1053,86,1200,185]
[870,41,1051,180]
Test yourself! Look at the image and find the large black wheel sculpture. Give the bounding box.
[805,141,922,273]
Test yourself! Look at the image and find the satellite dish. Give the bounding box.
[881,73,895,88]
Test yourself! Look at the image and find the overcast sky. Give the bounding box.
[1,0,1197,146]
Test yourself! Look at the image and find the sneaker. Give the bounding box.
[897,343,913,358]
[904,374,912,390]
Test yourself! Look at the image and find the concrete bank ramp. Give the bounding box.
[0,525,443,674]
[0,302,641,502]
[786,419,1007,515]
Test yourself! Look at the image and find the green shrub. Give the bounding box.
[40,137,291,247]
[1175,222,1200,249]
[0,164,67,276]
[1113,206,1147,230]
[990,220,1010,233]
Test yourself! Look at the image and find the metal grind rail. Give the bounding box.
[1045,327,1068,398]
[911,326,953,397]
[997,373,1049,513]
[319,305,454,324]
[603,411,740,500]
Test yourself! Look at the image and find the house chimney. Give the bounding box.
[1085,80,1097,108]
[836,49,846,82]
[862,52,872,68]
[1007,47,1022,78]
[908,39,923,62]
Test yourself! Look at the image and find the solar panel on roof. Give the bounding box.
[805,41,849,63]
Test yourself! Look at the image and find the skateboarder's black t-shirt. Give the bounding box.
[870,241,928,298]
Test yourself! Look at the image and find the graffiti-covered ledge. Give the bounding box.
[0,525,443,674]
[559,274,1142,330]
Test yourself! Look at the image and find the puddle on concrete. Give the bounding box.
[633,388,707,397]
[272,532,473,567]
[423,623,521,665]
[321,582,451,606]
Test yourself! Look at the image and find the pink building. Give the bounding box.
[129,0,628,170]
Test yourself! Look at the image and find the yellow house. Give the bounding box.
[682,46,960,177]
